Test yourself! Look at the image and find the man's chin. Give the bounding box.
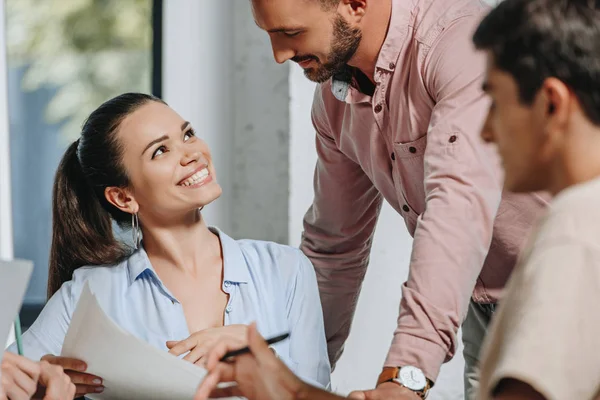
[303,66,337,83]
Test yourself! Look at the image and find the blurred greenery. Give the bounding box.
[5,0,153,140]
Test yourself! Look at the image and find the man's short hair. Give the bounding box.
[473,0,600,125]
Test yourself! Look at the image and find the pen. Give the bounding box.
[220,332,289,361]
[14,315,23,356]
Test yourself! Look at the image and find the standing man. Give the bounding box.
[251,0,546,398]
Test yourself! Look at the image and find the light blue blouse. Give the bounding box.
[8,228,331,388]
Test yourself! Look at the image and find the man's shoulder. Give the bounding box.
[412,0,489,46]
[533,178,600,249]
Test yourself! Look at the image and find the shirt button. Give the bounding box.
[389,62,396,70]
[226,306,233,313]
[374,103,383,113]
[449,135,457,143]
[409,146,417,154]
[391,152,395,161]
[402,205,410,212]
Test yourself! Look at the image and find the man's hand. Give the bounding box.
[40,355,103,397]
[34,360,76,400]
[167,325,248,366]
[0,352,40,400]
[193,323,314,400]
[348,382,421,400]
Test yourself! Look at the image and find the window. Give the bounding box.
[4,0,160,324]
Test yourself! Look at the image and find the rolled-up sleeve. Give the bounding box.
[301,90,384,368]
[384,15,502,381]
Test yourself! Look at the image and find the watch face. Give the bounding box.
[398,366,427,391]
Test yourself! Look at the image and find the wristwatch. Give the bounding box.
[377,366,432,399]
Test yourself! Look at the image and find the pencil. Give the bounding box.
[220,332,289,361]
[14,315,23,356]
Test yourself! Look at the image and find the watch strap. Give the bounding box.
[377,367,431,399]
[377,367,400,386]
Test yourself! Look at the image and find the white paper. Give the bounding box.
[0,259,33,353]
[62,283,238,400]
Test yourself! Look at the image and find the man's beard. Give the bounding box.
[294,14,362,83]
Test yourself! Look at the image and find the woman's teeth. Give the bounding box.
[180,168,209,186]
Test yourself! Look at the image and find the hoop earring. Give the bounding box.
[131,212,140,249]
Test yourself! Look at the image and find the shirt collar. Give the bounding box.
[126,246,154,286]
[211,226,250,284]
[375,0,412,73]
[126,226,250,287]
[330,0,413,101]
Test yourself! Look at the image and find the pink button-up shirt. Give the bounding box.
[300,0,548,382]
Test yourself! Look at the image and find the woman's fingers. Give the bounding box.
[9,366,38,398]
[4,353,40,382]
[74,384,105,396]
[5,384,31,400]
[167,338,195,356]
[64,371,103,386]
[38,361,77,400]
[40,355,86,373]
[183,346,206,364]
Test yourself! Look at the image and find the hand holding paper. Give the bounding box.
[61,282,237,400]
[40,355,103,397]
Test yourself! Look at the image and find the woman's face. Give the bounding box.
[110,101,222,221]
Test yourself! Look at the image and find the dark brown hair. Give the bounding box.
[48,93,165,298]
[473,0,600,124]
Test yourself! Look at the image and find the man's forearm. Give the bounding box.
[296,383,346,400]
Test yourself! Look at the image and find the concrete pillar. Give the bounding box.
[162,1,290,243]
[162,0,234,233]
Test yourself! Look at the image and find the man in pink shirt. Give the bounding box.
[245,0,547,398]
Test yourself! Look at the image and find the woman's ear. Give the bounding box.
[104,186,139,214]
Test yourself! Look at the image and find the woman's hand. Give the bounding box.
[34,360,76,400]
[0,352,40,400]
[40,355,103,397]
[167,324,248,365]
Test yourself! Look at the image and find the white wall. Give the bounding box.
[288,64,464,399]
[163,0,291,243]
[162,0,234,233]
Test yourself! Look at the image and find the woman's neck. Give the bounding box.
[140,210,222,277]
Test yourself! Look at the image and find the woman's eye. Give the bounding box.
[183,129,195,141]
[152,146,166,159]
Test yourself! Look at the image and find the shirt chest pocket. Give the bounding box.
[392,134,427,215]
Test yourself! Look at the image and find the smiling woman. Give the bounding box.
[6,93,331,397]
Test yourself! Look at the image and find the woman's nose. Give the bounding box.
[180,149,200,166]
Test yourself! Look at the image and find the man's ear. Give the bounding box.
[104,186,139,215]
[541,77,570,125]
[338,0,368,23]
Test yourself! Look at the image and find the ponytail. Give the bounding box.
[47,140,128,298]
